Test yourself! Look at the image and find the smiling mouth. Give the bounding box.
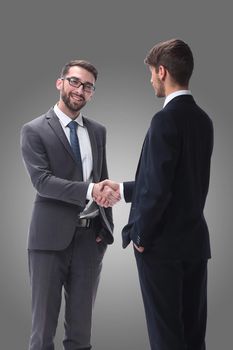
[71,93,84,102]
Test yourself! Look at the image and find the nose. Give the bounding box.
[76,84,85,94]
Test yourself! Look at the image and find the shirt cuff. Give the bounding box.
[119,183,125,201]
[87,183,94,200]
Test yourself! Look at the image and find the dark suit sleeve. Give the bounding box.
[130,111,179,248]
[123,181,135,202]
[20,124,88,208]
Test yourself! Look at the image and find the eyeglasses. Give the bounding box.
[61,77,95,93]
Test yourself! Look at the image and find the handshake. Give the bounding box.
[92,180,120,208]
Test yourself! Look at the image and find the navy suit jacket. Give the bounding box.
[21,108,114,250]
[122,95,213,260]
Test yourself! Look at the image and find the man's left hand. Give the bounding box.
[134,244,145,253]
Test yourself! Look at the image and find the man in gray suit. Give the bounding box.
[20,60,120,350]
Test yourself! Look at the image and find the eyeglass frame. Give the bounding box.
[61,76,96,93]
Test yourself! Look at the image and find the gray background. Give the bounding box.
[0,1,232,349]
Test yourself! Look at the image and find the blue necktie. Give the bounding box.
[68,121,83,179]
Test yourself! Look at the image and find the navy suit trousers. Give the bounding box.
[135,249,207,350]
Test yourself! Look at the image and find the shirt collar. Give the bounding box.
[54,103,84,127]
[163,90,192,108]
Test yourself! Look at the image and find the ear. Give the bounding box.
[158,65,167,81]
[56,78,63,91]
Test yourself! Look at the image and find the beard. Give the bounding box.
[61,89,87,112]
[155,78,165,98]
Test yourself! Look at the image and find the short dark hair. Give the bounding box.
[60,60,98,81]
[144,39,194,86]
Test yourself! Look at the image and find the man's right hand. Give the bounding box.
[92,180,121,207]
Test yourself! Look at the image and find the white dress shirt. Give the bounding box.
[54,104,96,216]
[163,90,191,108]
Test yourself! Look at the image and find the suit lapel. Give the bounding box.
[46,109,76,162]
[46,109,99,181]
[83,117,99,182]
[46,110,83,179]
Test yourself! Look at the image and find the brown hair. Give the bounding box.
[144,39,194,86]
[60,60,98,81]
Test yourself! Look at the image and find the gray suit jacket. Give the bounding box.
[20,108,114,250]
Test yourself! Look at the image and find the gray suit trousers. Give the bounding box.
[28,227,107,350]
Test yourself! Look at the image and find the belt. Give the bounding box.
[76,218,92,228]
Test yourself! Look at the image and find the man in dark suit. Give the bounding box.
[20,60,119,350]
[101,39,213,350]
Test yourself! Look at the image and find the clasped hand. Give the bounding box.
[92,180,120,208]
[93,180,145,252]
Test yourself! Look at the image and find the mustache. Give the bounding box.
[70,92,85,100]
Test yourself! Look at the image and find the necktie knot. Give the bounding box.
[68,120,78,131]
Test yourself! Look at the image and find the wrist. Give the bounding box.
[87,183,94,200]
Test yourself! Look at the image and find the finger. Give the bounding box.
[99,179,112,191]
[134,244,144,253]
[103,201,112,208]
[103,180,119,191]
[98,182,105,191]
[94,196,106,207]
[108,197,120,206]
[100,198,110,206]
[101,179,110,186]
[96,236,102,243]
[96,196,111,207]
[103,187,121,201]
[134,243,139,251]
[109,189,121,200]
[95,189,119,207]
